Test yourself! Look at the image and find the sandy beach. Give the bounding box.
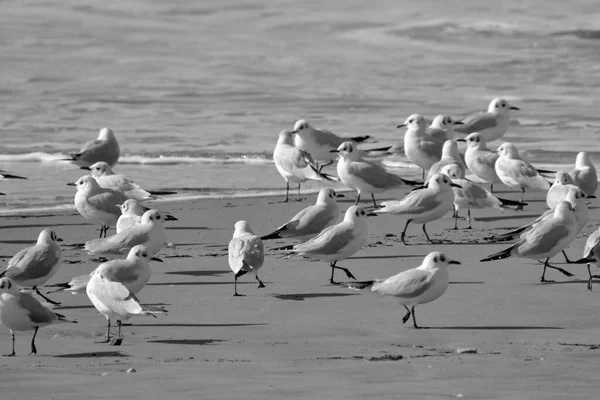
[1,186,599,399]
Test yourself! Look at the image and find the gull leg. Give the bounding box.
[33,286,60,305]
[516,188,525,211]
[6,331,16,357]
[422,169,425,180]
[466,209,473,229]
[371,194,378,208]
[490,183,494,193]
[411,306,421,329]
[284,182,289,202]
[318,160,333,171]
[255,272,266,289]
[233,275,245,297]
[562,250,573,263]
[422,224,435,244]
[452,206,459,230]
[99,318,111,343]
[588,264,594,291]
[541,258,574,282]
[111,321,123,346]
[401,220,412,245]
[402,305,411,324]
[297,183,301,201]
[354,194,361,205]
[29,327,39,355]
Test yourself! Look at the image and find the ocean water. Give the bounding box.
[1,0,599,211]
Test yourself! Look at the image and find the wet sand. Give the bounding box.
[0,186,599,399]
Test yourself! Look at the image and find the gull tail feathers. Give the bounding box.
[497,197,528,208]
[342,280,375,290]
[480,245,515,262]
[46,274,91,294]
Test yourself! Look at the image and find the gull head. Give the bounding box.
[292,119,312,134]
[119,199,145,216]
[0,278,18,295]
[331,141,359,161]
[422,251,461,270]
[233,220,254,236]
[440,164,464,180]
[98,127,116,140]
[85,161,114,178]
[129,244,150,261]
[141,209,162,224]
[38,229,62,244]
[317,188,338,204]
[496,142,519,159]
[461,132,485,148]
[428,173,462,190]
[555,171,574,186]
[397,114,426,130]
[344,205,374,222]
[431,114,462,130]
[441,140,460,158]
[74,175,99,192]
[575,151,593,168]
[489,98,520,114]
[277,130,295,146]
[565,186,587,207]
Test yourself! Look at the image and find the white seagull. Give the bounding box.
[344,252,460,329]
[459,132,501,192]
[0,229,63,305]
[228,221,265,296]
[426,140,467,179]
[116,199,177,234]
[399,114,444,179]
[426,114,463,141]
[62,127,120,167]
[569,151,598,197]
[261,188,341,242]
[455,98,520,142]
[0,277,77,356]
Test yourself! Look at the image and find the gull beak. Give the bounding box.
[454,121,464,125]
[336,193,345,198]
[66,182,76,186]
[450,182,462,188]
[396,123,406,129]
[56,237,64,242]
[151,257,164,263]
[448,260,461,265]
[456,138,466,142]
[329,149,339,153]
[509,106,520,110]
[588,195,597,199]
[164,214,179,221]
[366,212,378,217]
[292,130,298,134]
[0,192,5,196]
[80,166,91,171]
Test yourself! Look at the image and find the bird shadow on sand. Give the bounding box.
[54,302,170,311]
[273,293,358,301]
[164,270,228,277]
[136,323,267,328]
[348,254,424,260]
[147,281,235,286]
[0,222,90,230]
[147,339,226,346]
[55,351,129,358]
[449,281,485,285]
[427,325,563,330]
[533,279,596,286]
[165,226,210,231]
[476,214,539,222]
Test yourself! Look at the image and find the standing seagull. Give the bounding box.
[426,140,467,179]
[374,174,460,244]
[292,119,371,168]
[426,114,463,141]
[343,252,460,329]
[0,278,77,356]
[274,206,373,284]
[86,269,163,346]
[72,175,129,238]
[454,98,520,142]
[480,201,578,282]
[459,132,501,192]
[574,228,600,290]
[570,151,598,197]
[399,114,445,179]
[273,130,337,202]
[332,141,420,207]
[0,229,63,305]
[85,210,166,258]
[261,188,341,242]
[495,142,551,209]
[84,162,171,201]
[228,221,265,296]
[63,127,120,167]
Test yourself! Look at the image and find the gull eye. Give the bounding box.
[443,178,448,183]
[409,119,413,124]
[156,215,161,219]
[440,256,446,262]
[433,256,438,262]
[355,210,359,217]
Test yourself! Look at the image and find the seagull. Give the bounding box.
[273,130,337,202]
[116,199,177,234]
[570,151,598,197]
[440,164,527,229]
[398,114,444,179]
[459,132,501,192]
[332,141,420,207]
[480,201,578,282]
[228,221,265,296]
[573,227,600,290]
[426,114,463,141]
[292,119,371,168]
[62,127,120,168]
[261,188,341,242]
[547,171,584,209]
[426,140,467,179]
[343,252,460,329]
[0,277,77,356]
[85,209,166,257]
[374,173,460,244]
[72,175,129,238]
[495,142,551,209]
[0,229,63,305]
[273,206,374,284]
[47,245,154,297]
[454,98,520,142]
[83,162,175,201]
[86,268,164,346]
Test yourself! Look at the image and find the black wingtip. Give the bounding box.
[572,257,594,264]
[403,179,424,187]
[497,197,529,207]
[148,190,178,196]
[1,173,27,180]
[480,247,513,262]
[271,244,294,251]
[350,135,371,143]
[260,230,282,241]
[164,214,178,221]
[364,146,392,153]
[343,280,375,289]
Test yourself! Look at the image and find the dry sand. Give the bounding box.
[1,186,600,399]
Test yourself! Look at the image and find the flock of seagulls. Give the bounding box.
[0,96,598,356]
